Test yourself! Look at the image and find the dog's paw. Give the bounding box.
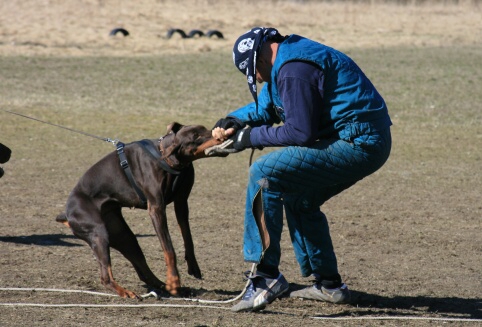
[188,268,202,280]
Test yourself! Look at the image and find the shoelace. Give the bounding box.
[241,273,265,301]
[242,282,256,300]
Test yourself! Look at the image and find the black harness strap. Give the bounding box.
[116,139,186,207]
[116,142,148,205]
[136,139,185,204]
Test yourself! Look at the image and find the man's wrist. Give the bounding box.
[233,128,252,150]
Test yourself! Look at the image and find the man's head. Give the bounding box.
[232,27,285,106]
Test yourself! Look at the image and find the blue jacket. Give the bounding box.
[228,35,392,144]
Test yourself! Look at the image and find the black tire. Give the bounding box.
[0,143,11,164]
[109,28,129,37]
[206,30,224,39]
[166,28,188,39]
[188,29,205,38]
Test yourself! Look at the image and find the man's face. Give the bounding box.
[255,58,272,83]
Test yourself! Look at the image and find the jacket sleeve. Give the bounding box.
[248,61,325,147]
[226,83,281,127]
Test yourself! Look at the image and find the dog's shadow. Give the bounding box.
[0,234,82,247]
[0,233,156,247]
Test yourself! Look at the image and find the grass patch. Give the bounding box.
[1,45,480,210]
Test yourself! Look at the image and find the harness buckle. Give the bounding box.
[120,160,129,169]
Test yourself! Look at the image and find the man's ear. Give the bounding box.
[166,122,183,134]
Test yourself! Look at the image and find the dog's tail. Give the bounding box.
[56,213,71,228]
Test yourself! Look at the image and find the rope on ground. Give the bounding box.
[0,287,117,297]
[0,302,229,310]
[0,263,255,306]
[142,262,255,303]
[1,283,480,323]
[312,316,482,322]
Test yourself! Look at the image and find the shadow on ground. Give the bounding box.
[0,233,156,247]
[289,283,481,319]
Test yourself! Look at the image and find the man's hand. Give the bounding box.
[212,127,236,141]
[206,127,258,156]
[212,117,246,131]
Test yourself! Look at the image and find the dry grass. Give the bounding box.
[0,0,481,57]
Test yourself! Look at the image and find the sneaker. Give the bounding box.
[290,281,351,304]
[231,273,290,312]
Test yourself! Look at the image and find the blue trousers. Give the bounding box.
[242,128,392,277]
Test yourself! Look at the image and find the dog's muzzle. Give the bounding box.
[203,139,239,157]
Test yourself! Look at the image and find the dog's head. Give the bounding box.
[159,122,225,169]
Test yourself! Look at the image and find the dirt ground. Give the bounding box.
[1,1,481,326]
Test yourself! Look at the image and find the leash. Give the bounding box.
[2,109,119,146]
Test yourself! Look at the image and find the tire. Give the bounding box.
[206,30,224,39]
[109,28,129,37]
[166,28,188,39]
[188,29,205,38]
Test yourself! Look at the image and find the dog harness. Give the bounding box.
[116,141,147,205]
[116,139,183,206]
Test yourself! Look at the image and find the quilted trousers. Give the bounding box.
[242,128,391,277]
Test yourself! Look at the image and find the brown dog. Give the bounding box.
[56,122,223,299]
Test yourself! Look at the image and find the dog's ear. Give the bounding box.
[166,122,183,134]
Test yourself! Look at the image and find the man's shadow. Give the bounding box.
[290,283,481,319]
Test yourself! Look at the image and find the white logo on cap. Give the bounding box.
[238,38,254,53]
[238,58,249,70]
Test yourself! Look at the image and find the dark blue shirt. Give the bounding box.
[250,60,324,147]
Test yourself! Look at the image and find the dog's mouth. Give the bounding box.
[159,135,225,170]
[192,138,224,159]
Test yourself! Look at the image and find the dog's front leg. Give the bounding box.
[174,198,202,279]
[148,201,181,295]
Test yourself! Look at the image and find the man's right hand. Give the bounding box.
[212,117,246,131]
[212,127,236,141]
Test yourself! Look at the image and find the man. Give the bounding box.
[212,27,392,312]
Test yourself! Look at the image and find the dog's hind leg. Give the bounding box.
[55,212,71,228]
[174,198,202,279]
[104,207,166,292]
[67,199,139,299]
